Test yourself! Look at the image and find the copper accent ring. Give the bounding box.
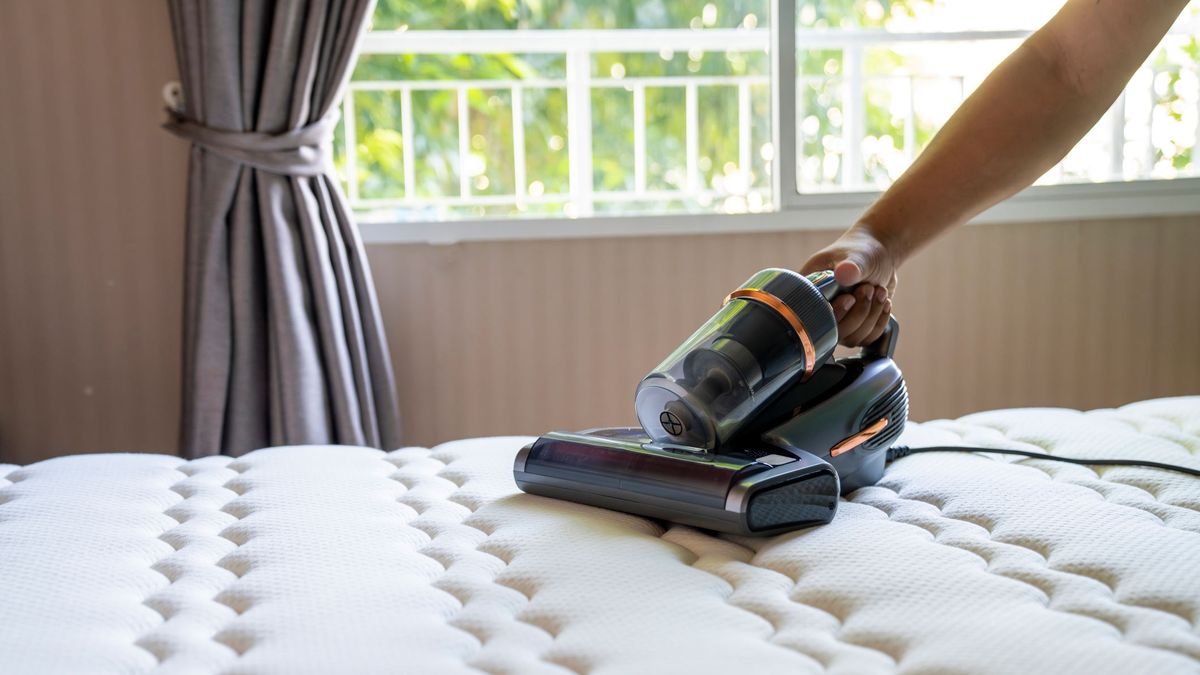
[724,287,817,380]
[830,417,890,457]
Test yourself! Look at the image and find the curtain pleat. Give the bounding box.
[257,172,331,444]
[291,176,362,445]
[225,169,270,453]
[315,177,381,448]
[168,0,399,457]
[330,182,402,447]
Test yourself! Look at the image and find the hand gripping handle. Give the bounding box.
[805,270,898,361]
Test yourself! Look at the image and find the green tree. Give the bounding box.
[336,1,960,219]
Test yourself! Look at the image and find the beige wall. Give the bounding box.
[1,1,1197,462]
[369,215,1200,447]
[0,1,187,463]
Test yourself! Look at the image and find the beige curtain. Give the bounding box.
[165,0,401,457]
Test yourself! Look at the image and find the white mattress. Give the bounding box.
[2,397,1199,674]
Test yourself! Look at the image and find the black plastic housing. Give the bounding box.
[514,430,839,536]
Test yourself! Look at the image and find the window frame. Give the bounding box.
[354,0,1200,245]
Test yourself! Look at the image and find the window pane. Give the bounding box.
[372,0,769,31]
[352,90,406,200]
[698,85,741,205]
[340,1,773,221]
[796,74,843,190]
[411,89,460,199]
[646,87,686,191]
[355,53,566,81]
[591,87,634,192]
[795,1,1200,194]
[342,1,1197,222]
[749,83,772,197]
[467,89,516,196]
[522,88,571,200]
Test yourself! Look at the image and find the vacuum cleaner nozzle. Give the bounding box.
[514,429,840,535]
[515,268,907,535]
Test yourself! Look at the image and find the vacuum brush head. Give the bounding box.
[514,428,840,536]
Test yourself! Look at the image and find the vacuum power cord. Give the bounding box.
[885,445,1200,478]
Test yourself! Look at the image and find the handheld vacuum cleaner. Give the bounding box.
[514,268,906,536]
[514,267,1200,535]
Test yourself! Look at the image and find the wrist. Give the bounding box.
[848,218,907,269]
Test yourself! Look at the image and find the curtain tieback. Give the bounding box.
[163,110,336,177]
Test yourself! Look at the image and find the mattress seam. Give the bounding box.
[131,465,196,667]
[390,450,580,675]
[386,451,496,675]
[134,458,247,667]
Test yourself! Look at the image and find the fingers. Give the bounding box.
[838,283,895,347]
[837,284,874,344]
[843,290,886,346]
[832,293,856,321]
[860,297,893,345]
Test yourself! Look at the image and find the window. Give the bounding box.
[334,1,1199,226]
[785,2,1200,196]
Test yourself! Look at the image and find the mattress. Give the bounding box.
[2,397,1199,675]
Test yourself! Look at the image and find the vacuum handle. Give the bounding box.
[861,315,899,360]
[805,270,898,360]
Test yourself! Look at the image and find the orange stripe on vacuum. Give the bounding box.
[724,287,817,379]
[830,417,890,457]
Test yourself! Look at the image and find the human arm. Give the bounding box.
[803,0,1191,345]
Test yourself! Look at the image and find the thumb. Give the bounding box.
[802,234,885,284]
[799,249,845,276]
[834,245,882,286]
[833,259,864,286]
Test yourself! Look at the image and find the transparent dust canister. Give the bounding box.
[634,268,838,449]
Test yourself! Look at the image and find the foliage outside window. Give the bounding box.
[333,1,1200,222]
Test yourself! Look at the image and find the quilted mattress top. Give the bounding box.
[2,397,1199,674]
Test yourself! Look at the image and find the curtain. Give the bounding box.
[165,0,402,457]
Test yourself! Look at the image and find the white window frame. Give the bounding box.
[356,0,1200,245]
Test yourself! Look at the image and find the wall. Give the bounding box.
[0,1,187,463]
[368,215,1200,447]
[1,1,1197,462]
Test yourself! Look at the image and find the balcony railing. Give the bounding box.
[340,27,1198,219]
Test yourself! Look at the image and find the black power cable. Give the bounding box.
[886,445,1200,478]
